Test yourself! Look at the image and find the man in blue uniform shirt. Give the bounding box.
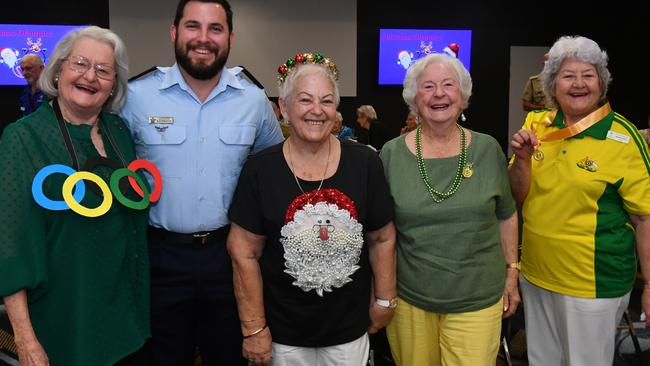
[19,54,47,116]
[120,0,283,364]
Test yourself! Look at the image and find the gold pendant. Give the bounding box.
[533,150,544,161]
[462,164,473,178]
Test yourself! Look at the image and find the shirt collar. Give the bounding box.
[159,64,245,102]
[549,105,614,140]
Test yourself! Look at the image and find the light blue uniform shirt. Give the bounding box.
[120,64,284,233]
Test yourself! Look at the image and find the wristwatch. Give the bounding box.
[375,297,398,309]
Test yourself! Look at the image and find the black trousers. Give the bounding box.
[146,228,246,366]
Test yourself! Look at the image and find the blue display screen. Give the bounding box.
[0,24,83,86]
[378,28,472,85]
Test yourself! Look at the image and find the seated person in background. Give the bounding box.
[400,111,418,135]
[355,104,389,150]
[19,54,47,116]
[332,111,354,140]
[522,53,549,112]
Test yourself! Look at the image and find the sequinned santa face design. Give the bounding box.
[280,189,363,297]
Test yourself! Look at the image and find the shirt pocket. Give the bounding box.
[134,124,187,177]
[218,125,256,176]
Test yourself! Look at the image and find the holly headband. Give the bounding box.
[277,53,339,84]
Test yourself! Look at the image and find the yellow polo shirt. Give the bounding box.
[512,108,650,298]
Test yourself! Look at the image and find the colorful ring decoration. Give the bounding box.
[31,159,162,218]
[110,168,150,210]
[63,171,113,218]
[31,164,86,211]
[127,159,162,202]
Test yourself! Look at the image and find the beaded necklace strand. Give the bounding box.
[415,123,467,203]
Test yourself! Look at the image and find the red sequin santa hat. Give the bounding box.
[285,188,358,224]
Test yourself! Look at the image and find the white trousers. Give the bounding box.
[520,275,630,366]
[270,333,369,366]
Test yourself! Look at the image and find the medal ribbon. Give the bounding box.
[538,102,612,142]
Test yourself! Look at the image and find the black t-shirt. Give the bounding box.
[228,139,394,347]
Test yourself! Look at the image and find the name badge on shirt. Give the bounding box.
[606,130,630,144]
[148,116,174,124]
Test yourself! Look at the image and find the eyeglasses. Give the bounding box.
[65,55,115,80]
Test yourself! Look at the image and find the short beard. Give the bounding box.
[175,40,230,80]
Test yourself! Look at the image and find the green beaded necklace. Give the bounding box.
[415,123,467,203]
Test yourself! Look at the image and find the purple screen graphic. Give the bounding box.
[378,29,472,85]
[0,24,83,86]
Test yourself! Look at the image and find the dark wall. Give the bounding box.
[2,1,647,145]
[0,1,109,130]
[356,0,649,152]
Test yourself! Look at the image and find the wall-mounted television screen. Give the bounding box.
[0,24,83,86]
[378,28,472,85]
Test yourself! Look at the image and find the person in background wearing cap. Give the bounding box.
[227,52,396,366]
[18,54,47,116]
[522,53,549,112]
[510,35,650,366]
[119,0,283,364]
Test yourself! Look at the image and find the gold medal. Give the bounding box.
[462,164,473,178]
[533,150,544,161]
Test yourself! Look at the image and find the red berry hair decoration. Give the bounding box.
[277,52,339,84]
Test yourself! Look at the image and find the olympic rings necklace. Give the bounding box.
[30,99,163,217]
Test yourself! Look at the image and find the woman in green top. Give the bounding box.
[380,53,519,366]
[0,26,150,366]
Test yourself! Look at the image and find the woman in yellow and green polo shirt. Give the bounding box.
[510,35,650,366]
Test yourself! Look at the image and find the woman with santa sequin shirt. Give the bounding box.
[227,53,396,366]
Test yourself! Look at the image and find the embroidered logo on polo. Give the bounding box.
[576,156,598,172]
[280,189,363,297]
[32,159,162,217]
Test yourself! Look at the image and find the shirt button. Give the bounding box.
[200,137,206,143]
[199,196,205,201]
[199,168,204,174]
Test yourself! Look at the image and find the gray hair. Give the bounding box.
[356,105,377,121]
[39,26,129,113]
[541,35,611,108]
[20,54,44,66]
[278,63,340,107]
[402,53,472,114]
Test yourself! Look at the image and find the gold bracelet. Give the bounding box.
[240,315,264,323]
[506,262,520,270]
[243,324,267,339]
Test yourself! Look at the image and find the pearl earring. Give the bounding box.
[460,113,466,122]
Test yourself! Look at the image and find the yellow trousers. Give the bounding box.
[386,298,503,366]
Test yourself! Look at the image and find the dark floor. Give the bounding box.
[2,286,648,366]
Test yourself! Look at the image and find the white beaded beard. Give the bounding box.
[280,201,364,297]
